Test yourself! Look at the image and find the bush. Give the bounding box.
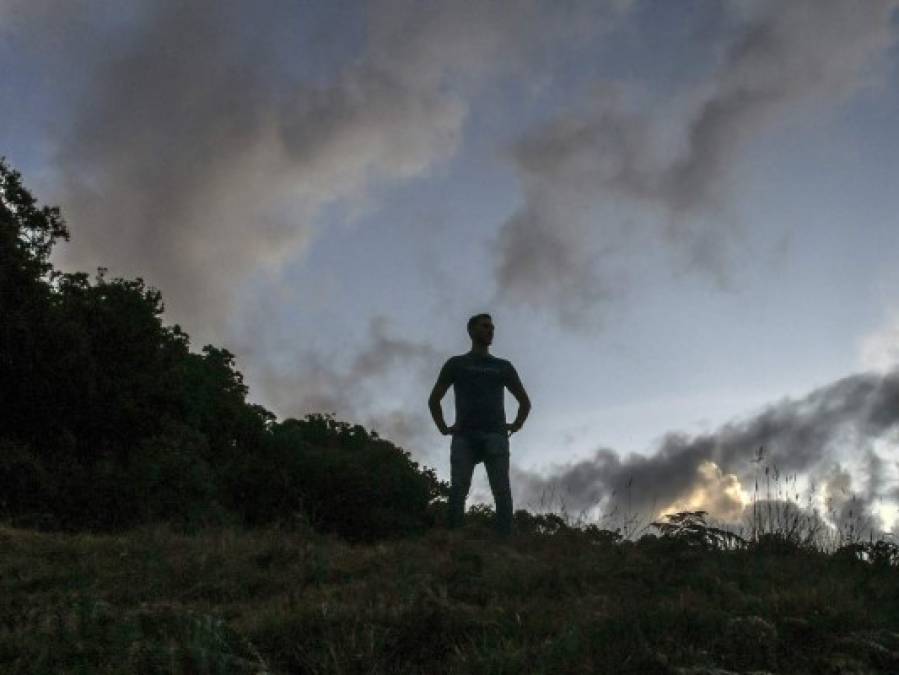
[0,439,56,521]
[126,422,221,526]
[222,414,446,542]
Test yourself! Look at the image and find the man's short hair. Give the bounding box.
[467,313,492,337]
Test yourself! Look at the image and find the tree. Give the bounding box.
[0,157,69,447]
[0,159,443,540]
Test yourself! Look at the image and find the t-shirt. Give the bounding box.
[437,352,522,435]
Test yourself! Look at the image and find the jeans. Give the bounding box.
[448,431,513,536]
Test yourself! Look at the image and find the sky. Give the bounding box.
[3,0,899,539]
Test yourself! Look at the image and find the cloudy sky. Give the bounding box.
[3,0,899,537]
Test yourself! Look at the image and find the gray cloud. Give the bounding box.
[2,0,633,436]
[491,0,898,331]
[246,314,444,462]
[514,367,899,536]
[2,0,617,346]
[44,0,470,343]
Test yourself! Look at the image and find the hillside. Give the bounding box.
[3,514,899,674]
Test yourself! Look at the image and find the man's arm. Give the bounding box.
[506,365,531,432]
[428,360,454,435]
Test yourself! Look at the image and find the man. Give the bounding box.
[428,313,531,537]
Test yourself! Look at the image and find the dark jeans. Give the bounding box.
[448,431,513,536]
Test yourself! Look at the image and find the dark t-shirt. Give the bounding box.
[437,352,522,435]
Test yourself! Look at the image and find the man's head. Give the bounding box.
[467,313,494,346]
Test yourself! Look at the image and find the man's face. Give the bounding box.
[472,318,494,345]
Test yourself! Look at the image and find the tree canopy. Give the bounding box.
[0,158,447,540]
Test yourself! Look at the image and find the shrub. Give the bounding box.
[0,439,56,522]
[217,414,447,542]
[650,510,747,551]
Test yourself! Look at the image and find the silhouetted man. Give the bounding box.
[428,313,531,537]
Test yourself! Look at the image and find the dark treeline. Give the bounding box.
[0,158,448,540]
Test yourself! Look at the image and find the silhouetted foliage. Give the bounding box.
[0,158,446,537]
[650,510,748,551]
[223,413,447,542]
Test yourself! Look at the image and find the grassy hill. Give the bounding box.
[3,510,899,675]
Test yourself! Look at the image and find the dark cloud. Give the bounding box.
[491,0,898,331]
[514,367,899,536]
[491,204,622,332]
[663,0,898,212]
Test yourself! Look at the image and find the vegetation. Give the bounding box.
[3,158,899,673]
[0,157,444,541]
[3,495,899,674]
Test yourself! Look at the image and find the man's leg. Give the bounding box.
[448,434,477,530]
[484,433,513,537]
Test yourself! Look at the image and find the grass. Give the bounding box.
[3,458,899,674]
